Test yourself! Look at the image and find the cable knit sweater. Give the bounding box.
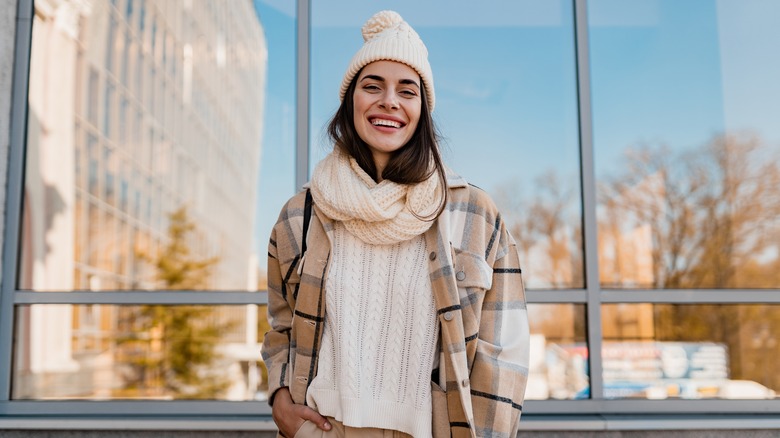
[305,221,439,438]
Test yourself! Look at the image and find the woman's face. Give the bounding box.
[353,60,422,175]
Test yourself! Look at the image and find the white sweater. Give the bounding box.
[306,223,439,438]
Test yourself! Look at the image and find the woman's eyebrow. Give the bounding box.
[360,74,385,82]
[360,75,420,88]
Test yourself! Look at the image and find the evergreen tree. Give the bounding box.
[117,206,233,399]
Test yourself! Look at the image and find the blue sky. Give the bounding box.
[590,0,780,173]
[251,0,296,273]
[250,0,780,280]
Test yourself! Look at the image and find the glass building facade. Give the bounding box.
[0,0,779,434]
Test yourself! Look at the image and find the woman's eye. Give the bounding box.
[400,90,417,97]
[364,84,380,91]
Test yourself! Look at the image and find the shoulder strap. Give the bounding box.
[301,188,313,255]
[289,189,314,290]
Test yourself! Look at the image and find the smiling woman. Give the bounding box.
[352,61,422,176]
[262,10,529,438]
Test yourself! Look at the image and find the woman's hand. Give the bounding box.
[272,387,332,437]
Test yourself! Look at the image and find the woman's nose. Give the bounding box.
[379,91,399,109]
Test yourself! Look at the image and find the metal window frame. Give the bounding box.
[574,0,605,402]
[0,0,33,404]
[1,0,779,423]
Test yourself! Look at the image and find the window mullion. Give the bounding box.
[574,0,604,401]
[295,0,310,188]
[13,290,268,305]
[602,290,780,304]
[526,290,588,303]
[0,400,272,416]
[0,0,35,402]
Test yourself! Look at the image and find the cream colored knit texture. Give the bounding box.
[310,148,442,245]
[340,10,435,111]
[306,223,438,438]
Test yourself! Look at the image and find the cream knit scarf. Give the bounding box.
[310,148,443,245]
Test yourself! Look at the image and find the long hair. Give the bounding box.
[327,71,448,220]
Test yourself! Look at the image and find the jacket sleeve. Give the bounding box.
[261,218,294,406]
[470,221,530,436]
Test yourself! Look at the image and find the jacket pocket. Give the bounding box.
[451,247,493,291]
[451,247,493,325]
[451,247,492,373]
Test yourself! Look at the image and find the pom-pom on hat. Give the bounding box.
[340,11,435,112]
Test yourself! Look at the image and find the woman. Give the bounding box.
[263,11,529,438]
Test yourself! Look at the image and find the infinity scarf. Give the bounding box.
[310,148,443,245]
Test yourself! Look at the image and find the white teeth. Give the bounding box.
[371,119,401,128]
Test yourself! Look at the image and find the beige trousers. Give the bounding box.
[293,417,413,438]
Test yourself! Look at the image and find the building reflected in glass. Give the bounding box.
[16,0,270,400]
[22,0,267,292]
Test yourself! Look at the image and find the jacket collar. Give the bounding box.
[445,167,468,188]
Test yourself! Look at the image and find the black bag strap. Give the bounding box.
[281,189,314,292]
[283,190,313,302]
[301,188,313,256]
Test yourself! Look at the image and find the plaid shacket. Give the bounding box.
[262,173,529,438]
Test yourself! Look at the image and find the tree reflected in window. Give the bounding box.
[598,132,780,289]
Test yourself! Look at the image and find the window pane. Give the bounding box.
[591,0,780,289]
[20,0,295,291]
[310,0,584,289]
[602,304,779,400]
[13,305,265,400]
[527,304,589,400]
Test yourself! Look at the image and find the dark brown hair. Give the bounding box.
[327,70,448,220]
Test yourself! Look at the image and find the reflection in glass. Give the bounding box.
[602,304,779,400]
[19,0,300,291]
[310,1,583,289]
[13,304,264,400]
[591,0,780,288]
[526,304,588,400]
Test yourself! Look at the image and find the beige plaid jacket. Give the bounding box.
[262,173,529,438]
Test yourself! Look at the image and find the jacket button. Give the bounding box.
[429,252,437,260]
[456,271,466,281]
[461,378,469,387]
[443,311,453,321]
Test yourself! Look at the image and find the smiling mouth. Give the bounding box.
[370,118,404,128]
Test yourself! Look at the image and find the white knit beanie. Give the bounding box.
[339,10,435,112]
